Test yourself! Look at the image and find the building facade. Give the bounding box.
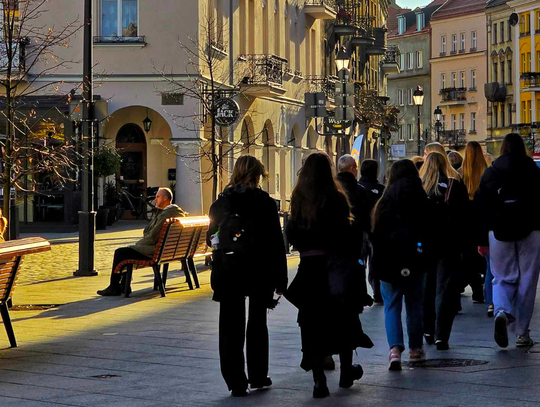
[387,1,443,158]
[430,0,489,150]
[485,0,515,155]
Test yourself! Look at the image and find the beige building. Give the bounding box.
[430,0,489,149]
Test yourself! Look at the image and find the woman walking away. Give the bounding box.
[286,152,373,398]
[461,141,489,304]
[372,159,431,370]
[476,134,540,348]
[208,155,288,397]
[424,142,461,180]
[448,151,463,171]
[420,152,469,350]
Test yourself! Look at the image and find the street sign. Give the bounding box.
[214,98,240,127]
[391,144,406,158]
[305,92,327,118]
[324,112,352,133]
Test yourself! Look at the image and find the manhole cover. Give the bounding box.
[10,304,61,311]
[406,358,488,368]
[90,374,121,379]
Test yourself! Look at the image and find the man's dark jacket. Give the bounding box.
[337,171,370,240]
[358,175,385,216]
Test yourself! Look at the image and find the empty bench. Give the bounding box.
[114,215,210,297]
[0,237,51,347]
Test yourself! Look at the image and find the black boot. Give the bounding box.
[312,365,329,398]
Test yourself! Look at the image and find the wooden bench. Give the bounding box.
[0,237,51,347]
[113,215,211,298]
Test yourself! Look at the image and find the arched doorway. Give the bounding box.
[116,123,147,198]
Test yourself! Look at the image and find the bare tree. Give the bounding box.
[0,0,82,238]
[155,15,282,202]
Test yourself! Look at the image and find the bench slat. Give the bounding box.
[0,237,50,259]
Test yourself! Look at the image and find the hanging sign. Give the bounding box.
[214,98,240,127]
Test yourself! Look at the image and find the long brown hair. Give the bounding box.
[420,152,447,197]
[290,152,351,228]
[425,142,460,179]
[228,155,268,189]
[462,141,487,200]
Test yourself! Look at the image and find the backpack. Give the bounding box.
[426,179,455,252]
[492,172,533,242]
[210,191,256,296]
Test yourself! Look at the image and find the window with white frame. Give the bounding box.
[451,72,457,88]
[398,16,406,35]
[407,124,413,140]
[459,71,465,88]
[459,113,465,129]
[408,52,414,69]
[101,0,138,37]
[440,72,446,90]
[441,36,446,54]
[398,89,404,105]
[416,50,423,68]
[471,69,476,89]
[407,88,413,105]
[416,12,424,31]
[399,125,404,141]
[470,112,476,132]
[451,34,457,52]
[400,53,405,70]
[460,32,465,51]
[471,30,477,50]
[451,114,456,130]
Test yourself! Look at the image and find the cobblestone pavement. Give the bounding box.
[2,225,540,406]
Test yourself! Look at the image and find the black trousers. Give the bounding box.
[109,247,152,287]
[424,256,461,342]
[219,296,268,391]
[462,246,486,300]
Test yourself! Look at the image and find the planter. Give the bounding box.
[101,205,117,225]
[96,208,109,230]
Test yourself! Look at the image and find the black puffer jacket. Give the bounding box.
[208,186,288,302]
[475,153,540,243]
[337,171,370,241]
[358,175,385,215]
[371,176,431,285]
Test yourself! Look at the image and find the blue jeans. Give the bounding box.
[484,256,493,306]
[380,274,426,351]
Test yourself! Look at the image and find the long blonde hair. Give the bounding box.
[420,152,447,197]
[425,142,460,179]
[462,141,487,200]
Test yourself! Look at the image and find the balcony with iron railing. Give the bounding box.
[381,45,400,75]
[440,129,467,149]
[0,39,28,76]
[440,87,467,104]
[304,0,337,20]
[521,72,540,88]
[306,75,339,102]
[239,54,288,97]
[334,2,375,36]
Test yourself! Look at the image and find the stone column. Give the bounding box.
[170,138,203,215]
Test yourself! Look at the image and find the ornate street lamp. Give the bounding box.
[143,108,152,133]
[335,46,351,71]
[413,86,424,156]
[434,106,442,142]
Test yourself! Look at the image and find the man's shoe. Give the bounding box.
[388,347,402,371]
[97,285,122,296]
[231,388,247,397]
[250,377,272,389]
[487,304,494,318]
[424,334,435,345]
[494,311,509,348]
[323,355,335,370]
[516,332,534,348]
[313,382,330,398]
[435,340,449,351]
[409,348,426,362]
[339,364,363,388]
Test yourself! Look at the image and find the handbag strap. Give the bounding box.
[445,178,454,203]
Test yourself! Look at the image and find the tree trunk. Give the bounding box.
[3,94,12,241]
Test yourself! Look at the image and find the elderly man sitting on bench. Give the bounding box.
[97,187,186,296]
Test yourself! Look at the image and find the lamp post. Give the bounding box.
[335,47,352,159]
[413,85,424,156]
[531,122,538,156]
[74,0,97,276]
[434,106,442,142]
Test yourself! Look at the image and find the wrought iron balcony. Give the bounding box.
[484,82,507,102]
[0,39,28,74]
[334,1,375,36]
[440,129,467,149]
[521,72,540,88]
[381,45,400,75]
[306,75,338,101]
[240,54,288,97]
[366,27,388,55]
[304,0,337,20]
[440,87,467,103]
